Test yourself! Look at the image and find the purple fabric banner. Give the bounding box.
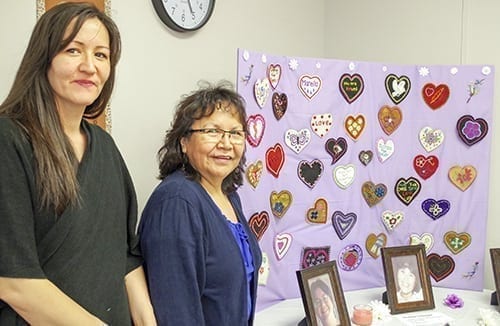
[236,49,494,310]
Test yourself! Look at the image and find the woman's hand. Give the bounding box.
[125,266,157,326]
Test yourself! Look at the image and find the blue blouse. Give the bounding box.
[227,220,255,320]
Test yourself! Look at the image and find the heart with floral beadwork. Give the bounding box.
[361,181,387,207]
[444,231,471,255]
[413,154,439,180]
[269,190,292,219]
[456,114,488,146]
[358,150,373,166]
[245,160,263,189]
[419,126,444,152]
[381,210,404,231]
[421,198,450,220]
[378,105,402,135]
[448,165,477,191]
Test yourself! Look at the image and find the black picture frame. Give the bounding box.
[490,248,500,307]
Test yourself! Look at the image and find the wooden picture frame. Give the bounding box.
[381,244,435,314]
[36,0,112,132]
[490,248,500,307]
[296,260,350,326]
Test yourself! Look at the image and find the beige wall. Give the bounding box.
[1,0,498,290]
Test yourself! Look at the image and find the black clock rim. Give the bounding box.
[151,0,215,32]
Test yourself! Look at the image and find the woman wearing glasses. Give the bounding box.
[139,81,262,325]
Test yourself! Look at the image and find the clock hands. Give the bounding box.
[186,0,194,14]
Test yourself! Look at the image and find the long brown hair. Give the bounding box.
[0,2,121,214]
[158,81,247,194]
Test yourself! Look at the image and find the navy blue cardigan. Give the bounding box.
[139,171,262,325]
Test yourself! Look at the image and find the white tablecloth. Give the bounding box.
[255,287,498,325]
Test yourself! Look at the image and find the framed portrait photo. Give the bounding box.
[381,244,435,314]
[296,260,350,326]
[490,248,500,307]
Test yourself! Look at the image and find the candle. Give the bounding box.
[352,304,373,326]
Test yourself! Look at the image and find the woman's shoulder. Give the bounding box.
[83,120,113,142]
[228,191,242,208]
[147,171,201,202]
[0,117,19,134]
[82,120,124,160]
[142,172,209,220]
[0,117,28,144]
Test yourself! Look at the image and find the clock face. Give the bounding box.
[152,0,215,32]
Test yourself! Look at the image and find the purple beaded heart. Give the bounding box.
[456,114,488,146]
[421,198,450,220]
[332,210,357,240]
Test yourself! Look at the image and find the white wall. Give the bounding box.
[325,0,500,292]
[1,0,498,291]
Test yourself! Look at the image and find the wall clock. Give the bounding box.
[152,0,215,32]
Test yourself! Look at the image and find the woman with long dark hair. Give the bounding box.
[0,3,155,325]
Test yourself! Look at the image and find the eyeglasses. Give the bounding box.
[188,128,246,145]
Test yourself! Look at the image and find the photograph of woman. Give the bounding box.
[308,275,340,326]
[392,255,424,303]
[139,81,262,325]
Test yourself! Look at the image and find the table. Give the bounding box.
[254,287,497,325]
